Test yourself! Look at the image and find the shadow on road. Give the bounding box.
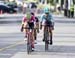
[16,44,75,55]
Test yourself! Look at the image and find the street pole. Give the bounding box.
[54,0,56,12]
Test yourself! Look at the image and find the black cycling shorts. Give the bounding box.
[45,20,53,27]
[28,22,34,29]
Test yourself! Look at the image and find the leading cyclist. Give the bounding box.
[21,12,36,51]
[40,7,54,45]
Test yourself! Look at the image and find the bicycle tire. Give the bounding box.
[45,41,48,51]
[44,28,49,51]
[27,43,32,54]
[27,33,32,54]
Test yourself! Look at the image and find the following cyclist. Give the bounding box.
[40,7,54,45]
[31,13,39,43]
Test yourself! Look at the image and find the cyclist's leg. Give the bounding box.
[36,22,39,33]
[49,27,53,45]
[43,25,47,41]
[31,30,35,48]
[34,28,37,40]
[25,28,28,37]
[33,22,38,44]
[48,21,53,45]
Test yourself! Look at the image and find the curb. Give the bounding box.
[0,14,24,18]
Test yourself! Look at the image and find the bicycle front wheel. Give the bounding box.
[44,29,49,51]
[27,43,32,54]
[27,33,32,54]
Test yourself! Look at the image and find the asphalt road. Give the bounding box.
[0,14,75,58]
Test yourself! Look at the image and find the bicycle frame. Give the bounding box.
[27,29,34,54]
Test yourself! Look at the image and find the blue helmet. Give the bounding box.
[44,7,49,13]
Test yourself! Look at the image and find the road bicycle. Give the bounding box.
[24,27,34,54]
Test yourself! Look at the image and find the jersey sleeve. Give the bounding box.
[50,14,54,26]
[51,15,54,22]
[22,17,26,24]
[40,15,45,22]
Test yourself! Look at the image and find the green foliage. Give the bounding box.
[73,0,75,4]
[47,0,55,5]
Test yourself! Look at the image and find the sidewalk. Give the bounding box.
[0,13,74,18]
[0,13,24,18]
[0,13,65,17]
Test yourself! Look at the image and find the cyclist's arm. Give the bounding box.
[35,16,39,22]
[50,14,54,26]
[51,15,55,30]
[22,17,27,27]
[40,15,45,29]
[21,17,25,32]
[51,15,54,22]
[40,15,45,24]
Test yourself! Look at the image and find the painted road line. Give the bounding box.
[0,41,25,52]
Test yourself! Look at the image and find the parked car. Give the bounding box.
[6,2,17,8]
[0,5,17,14]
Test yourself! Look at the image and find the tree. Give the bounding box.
[73,0,75,4]
[47,0,54,5]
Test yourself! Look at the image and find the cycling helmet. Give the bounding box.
[44,7,49,13]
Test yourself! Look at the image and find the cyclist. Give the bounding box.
[40,7,54,45]
[21,12,36,51]
[31,13,39,32]
[31,12,39,44]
